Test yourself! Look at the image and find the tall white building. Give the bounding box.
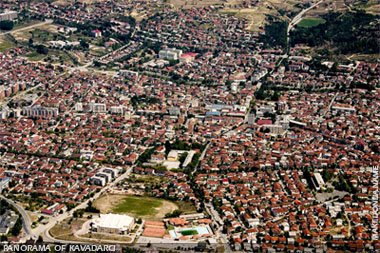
[88,102,106,113]
[159,48,183,60]
[22,106,59,118]
[110,106,124,114]
[247,113,255,125]
[0,11,18,21]
[0,106,11,120]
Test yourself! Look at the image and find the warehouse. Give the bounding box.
[91,214,135,234]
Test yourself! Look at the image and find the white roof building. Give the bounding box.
[92,214,134,234]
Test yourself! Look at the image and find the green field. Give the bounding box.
[0,37,15,52]
[26,51,46,61]
[112,196,163,216]
[180,229,198,236]
[297,17,326,28]
[0,41,13,52]
[31,29,57,43]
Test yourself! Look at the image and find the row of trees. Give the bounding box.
[260,18,288,49]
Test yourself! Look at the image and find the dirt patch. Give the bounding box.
[12,24,59,42]
[221,7,275,31]
[154,200,178,219]
[93,194,125,213]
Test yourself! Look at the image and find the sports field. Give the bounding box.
[93,194,178,220]
[113,195,162,216]
[180,229,198,236]
[297,17,326,28]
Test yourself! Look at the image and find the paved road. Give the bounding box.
[0,20,53,36]
[190,142,210,175]
[316,91,338,123]
[285,0,325,55]
[205,204,231,251]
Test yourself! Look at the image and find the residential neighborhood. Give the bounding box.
[0,0,379,252]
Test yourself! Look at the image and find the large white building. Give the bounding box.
[0,106,11,120]
[312,172,325,190]
[22,106,59,118]
[89,176,106,186]
[90,167,119,186]
[159,48,183,60]
[110,106,124,114]
[0,11,18,21]
[88,102,106,113]
[91,214,135,234]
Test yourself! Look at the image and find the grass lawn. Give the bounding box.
[26,51,46,61]
[0,41,14,52]
[0,37,15,52]
[297,17,326,28]
[93,194,189,220]
[112,196,163,217]
[180,229,198,236]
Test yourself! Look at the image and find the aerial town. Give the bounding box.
[0,0,379,252]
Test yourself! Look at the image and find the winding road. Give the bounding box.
[287,0,324,35]
[286,0,325,53]
[0,195,33,242]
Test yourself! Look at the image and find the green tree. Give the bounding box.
[0,21,14,31]
[36,44,49,55]
[11,217,22,236]
[80,40,89,49]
